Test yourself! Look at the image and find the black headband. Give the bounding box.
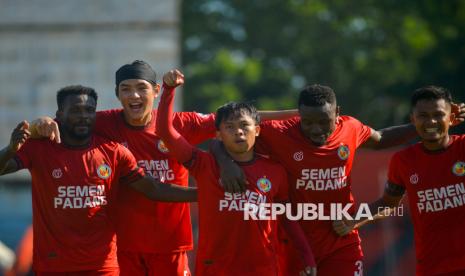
[115,62,157,87]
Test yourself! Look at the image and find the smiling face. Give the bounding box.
[56,94,96,142]
[299,102,339,146]
[117,79,160,126]
[411,98,454,149]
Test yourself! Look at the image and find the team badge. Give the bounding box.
[452,161,465,176]
[257,177,272,193]
[157,140,169,153]
[337,144,350,160]
[97,164,112,179]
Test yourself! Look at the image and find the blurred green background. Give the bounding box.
[181,0,465,129]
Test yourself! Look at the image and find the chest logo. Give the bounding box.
[52,168,63,179]
[337,144,350,160]
[157,140,169,153]
[97,164,112,179]
[409,173,419,184]
[293,151,304,161]
[452,161,465,176]
[257,177,272,193]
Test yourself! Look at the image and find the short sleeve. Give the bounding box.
[348,116,373,148]
[173,112,216,144]
[14,139,36,169]
[115,144,145,185]
[387,152,405,188]
[256,118,299,156]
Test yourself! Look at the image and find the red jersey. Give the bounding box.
[14,136,144,272]
[388,134,465,275]
[189,150,288,276]
[257,116,372,259]
[94,109,215,253]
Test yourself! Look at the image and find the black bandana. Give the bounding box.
[115,61,157,87]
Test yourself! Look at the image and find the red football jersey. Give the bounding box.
[388,134,465,275]
[189,150,288,276]
[256,116,372,259]
[94,109,215,253]
[14,136,144,272]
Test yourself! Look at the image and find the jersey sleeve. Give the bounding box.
[173,112,216,145]
[183,148,214,180]
[387,152,405,188]
[115,144,145,185]
[14,139,37,169]
[274,166,289,202]
[155,85,196,164]
[347,116,373,148]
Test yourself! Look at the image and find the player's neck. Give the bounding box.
[422,134,451,152]
[60,132,92,148]
[124,112,152,127]
[227,149,254,163]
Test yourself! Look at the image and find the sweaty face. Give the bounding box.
[299,102,338,146]
[117,79,159,126]
[411,98,452,145]
[216,113,259,157]
[58,94,96,140]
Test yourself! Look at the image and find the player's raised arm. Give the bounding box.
[128,176,197,202]
[155,70,195,164]
[258,109,298,121]
[363,101,465,150]
[332,181,404,236]
[0,121,30,175]
[361,124,417,150]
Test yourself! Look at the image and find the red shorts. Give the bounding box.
[118,251,190,276]
[278,241,363,276]
[35,267,119,276]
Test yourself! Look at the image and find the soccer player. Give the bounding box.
[332,86,465,275]
[212,84,464,276]
[0,85,196,275]
[156,70,317,276]
[31,60,298,276]
[32,61,216,276]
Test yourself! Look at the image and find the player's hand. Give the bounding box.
[451,102,465,126]
[9,121,31,152]
[332,218,356,236]
[299,266,317,276]
[163,69,185,88]
[30,116,61,143]
[219,162,249,194]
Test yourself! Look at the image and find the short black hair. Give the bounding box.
[298,84,336,107]
[215,102,260,129]
[411,86,452,108]
[56,85,98,110]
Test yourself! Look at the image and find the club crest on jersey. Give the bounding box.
[337,144,350,160]
[257,177,272,193]
[452,161,465,176]
[97,164,112,179]
[157,140,169,153]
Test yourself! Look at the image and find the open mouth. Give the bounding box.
[129,103,144,112]
[424,127,439,134]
